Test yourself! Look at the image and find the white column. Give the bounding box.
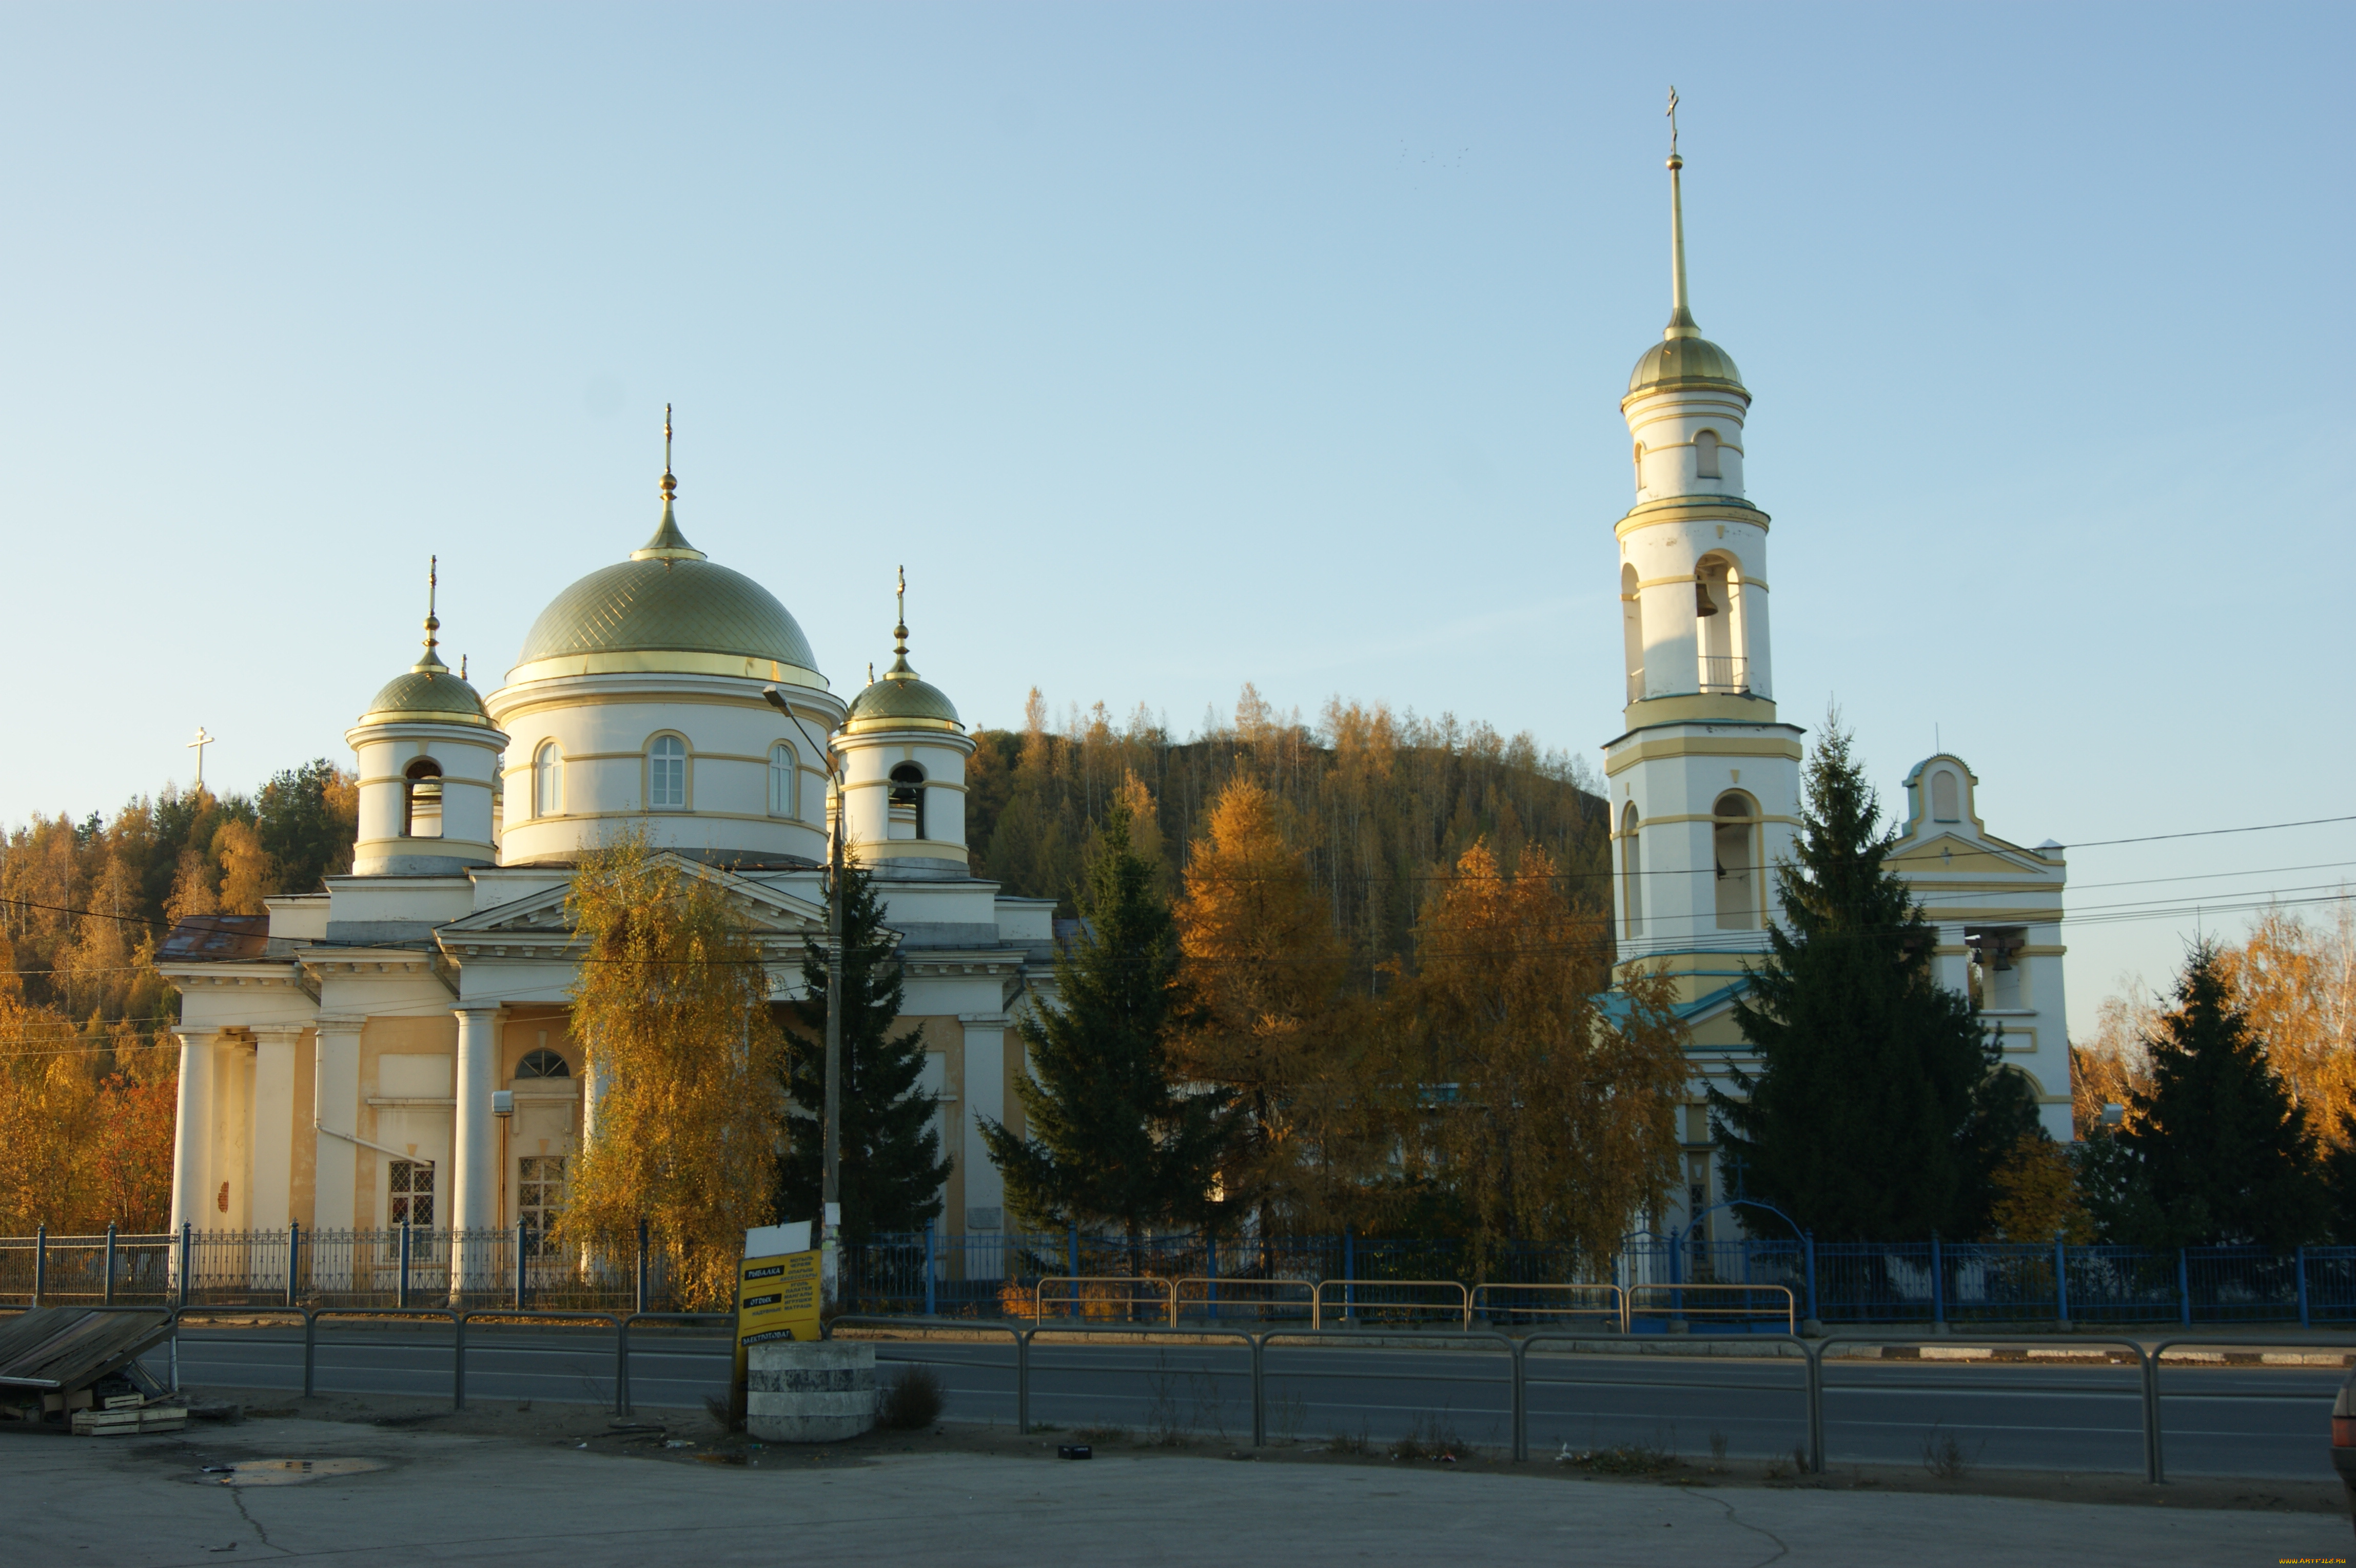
[311,1019,362,1234]
[450,1009,502,1289]
[248,1027,300,1234]
[959,1016,1006,1232]
[579,1050,605,1154]
[168,1028,216,1238]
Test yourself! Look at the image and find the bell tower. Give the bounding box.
[1604,118,1804,994]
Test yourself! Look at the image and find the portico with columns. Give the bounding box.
[157,428,1063,1292]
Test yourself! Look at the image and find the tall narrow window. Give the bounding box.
[1621,563,1645,704]
[389,1159,434,1227]
[534,742,562,819]
[1932,770,1960,822]
[1714,793,1757,931]
[402,758,444,839]
[769,743,797,819]
[649,735,686,809]
[1621,803,1643,937]
[1695,428,1722,479]
[889,762,926,840]
[1633,441,1647,492]
[518,1155,566,1251]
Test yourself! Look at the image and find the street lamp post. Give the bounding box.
[763,686,843,1304]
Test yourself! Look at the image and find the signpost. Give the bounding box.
[733,1221,823,1419]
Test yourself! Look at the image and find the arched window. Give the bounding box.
[889,762,926,840]
[534,741,563,819]
[1696,553,1747,693]
[1714,793,1757,931]
[769,742,798,819]
[1695,428,1722,480]
[1633,441,1647,493]
[1621,803,1643,938]
[647,735,687,809]
[1621,563,1645,704]
[514,1048,571,1080]
[1932,770,1960,822]
[402,757,443,839]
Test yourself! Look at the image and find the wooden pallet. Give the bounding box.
[71,1404,187,1436]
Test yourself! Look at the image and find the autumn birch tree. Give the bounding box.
[557,832,784,1308]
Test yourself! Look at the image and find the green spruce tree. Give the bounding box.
[2114,943,2326,1249]
[979,800,1230,1264]
[774,861,950,1244]
[1709,716,1995,1240]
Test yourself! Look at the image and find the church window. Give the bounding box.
[890,762,926,840]
[1621,564,1645,704]
[1633,441,1646,492]
[1621,804,1643,937]
[518,1155,566,1252]
[514,1048,570,1079]
[769,743,798,819]
[1714,793,1757,931]
[648,735,687,809]
[533,742,562,818]
[1695,428,1722,479]
[402,758,443,839]
[389,1159,434,1227]
[1932,770,1960,822]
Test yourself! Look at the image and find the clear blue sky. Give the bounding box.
[4,3,2350,1036]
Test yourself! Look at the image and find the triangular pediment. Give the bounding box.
[1888,831,2056,878]
[442,854,839,941]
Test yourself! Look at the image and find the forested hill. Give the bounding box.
[966,687,1612,985]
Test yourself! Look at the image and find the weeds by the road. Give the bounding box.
[1389,1412,1466,1463]
[1327,1421,1373,1456]
[881,1365,945,1430]
[1920,1422,1980,1481]
[1557,1425,1680,1476]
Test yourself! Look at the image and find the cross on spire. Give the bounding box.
[1666,85,1680,159]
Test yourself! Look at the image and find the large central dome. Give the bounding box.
[506,499,828,689]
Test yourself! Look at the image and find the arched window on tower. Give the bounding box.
[534,742,562,819]
[1633,441,1647,495]
[1696,554,1749,694]
[1621,563,1646,704]
[402,758,443,839]
[1714,792,1757,931]
[1621,803,1643,938]
[1695,428,1722,480]
[769,743,798,820]
[647,735,687,810]
[889,763,926,840]
[1932,770,1960,823]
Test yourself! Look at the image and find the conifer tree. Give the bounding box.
[1709,717,1993,1240]
[775,861,950,1244]
[2112,943,2327,1249]
[980,800,1230,1261]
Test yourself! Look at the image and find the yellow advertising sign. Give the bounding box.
[735,1249,822,1374]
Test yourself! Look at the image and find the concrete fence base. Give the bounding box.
[747,1341,876,1443]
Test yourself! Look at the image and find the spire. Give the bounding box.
[414,556,449,675]
[633,402,708,562]
[885,564,917,679]
[1665,86,1698,341]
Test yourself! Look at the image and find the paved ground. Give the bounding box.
[5,1408,2347,1567]
[152,1322,2344,1479]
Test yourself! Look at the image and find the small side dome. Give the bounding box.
[359,557,492,727]
[845,669,962,733]
[843,571,962,734]
[361,666,492,728]
[1627,335,1746,398]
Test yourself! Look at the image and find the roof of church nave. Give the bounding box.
[358,555,493,728]
[843,569,962,735]
[507,411,827,690]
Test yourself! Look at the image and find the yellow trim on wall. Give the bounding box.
[1605,733,1803,771]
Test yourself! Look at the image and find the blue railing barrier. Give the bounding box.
[8,1226,2355,1327]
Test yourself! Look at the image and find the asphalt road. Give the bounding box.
[147,1325,2338,1480]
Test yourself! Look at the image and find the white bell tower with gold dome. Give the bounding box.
[1605,114,1803,996]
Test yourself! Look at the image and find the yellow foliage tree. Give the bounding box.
[1173,777,1379,1231]
[1393,840,1689,1272]
[1982,1133,2095,1242]
[556,832,784,1308]
[2213,905,2356,1147]
[212,820,277,915]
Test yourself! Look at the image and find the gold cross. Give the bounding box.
[1666,86,1680,157]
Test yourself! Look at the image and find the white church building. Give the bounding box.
[158,450,1052,1258]
[156,134,2075,1270]
[1602,138,2073,1245]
